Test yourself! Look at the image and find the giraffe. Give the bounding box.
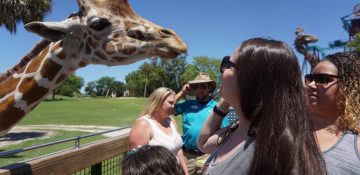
[294,27,320,70]
[0,0,187,136]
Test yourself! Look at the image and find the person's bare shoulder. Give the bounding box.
[129,117,152,147]
[134,117,150,128]
[132,117,153,135]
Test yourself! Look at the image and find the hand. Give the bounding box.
[181,83,191,95]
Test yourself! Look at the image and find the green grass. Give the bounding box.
[1,97,183,167]
[20,97,146,127]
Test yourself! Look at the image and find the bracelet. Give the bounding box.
[213,105,228,118]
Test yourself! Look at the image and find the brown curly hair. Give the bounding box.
[324,52,360,132]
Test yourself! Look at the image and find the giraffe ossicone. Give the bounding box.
[0,0,187,136]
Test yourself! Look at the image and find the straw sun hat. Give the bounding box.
[188,72,217,93]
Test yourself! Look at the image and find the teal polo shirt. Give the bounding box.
[175,99,229,150]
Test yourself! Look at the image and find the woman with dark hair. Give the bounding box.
[305,52,360,174]
[122,145,185,175]
[197,38,326,175]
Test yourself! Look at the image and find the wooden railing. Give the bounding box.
[0,132,129,175]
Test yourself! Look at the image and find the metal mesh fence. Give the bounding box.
[72,154,123,175]
[102,154,122,175]
[72,168,91,175]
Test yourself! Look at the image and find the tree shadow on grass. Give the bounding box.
[0,132,47,142]
[0,154,23,158]
[44,98,65,102]
[0,132,48,158]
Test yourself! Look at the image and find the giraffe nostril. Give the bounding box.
[160,29,175,37]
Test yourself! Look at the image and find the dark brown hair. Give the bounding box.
[122,145,184,175]
[235,38,326,174]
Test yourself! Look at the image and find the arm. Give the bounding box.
[177,149,189,175]
[128,118,152,149]
[170,117,189,175]
[196,99,230,153]
[175,83,190,102]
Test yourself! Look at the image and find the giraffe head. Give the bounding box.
[24,0,187,67]
[295,27,318,45]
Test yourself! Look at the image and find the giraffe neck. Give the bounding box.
[0,40,50,83]
[0,40,82,135]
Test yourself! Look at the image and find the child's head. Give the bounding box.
[122,145,184,175]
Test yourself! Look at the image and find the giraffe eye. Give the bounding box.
[89,19,111,31]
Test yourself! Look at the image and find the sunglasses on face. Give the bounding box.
[220,56,237,74]
[304,73,341,86]
[190,83,208,90]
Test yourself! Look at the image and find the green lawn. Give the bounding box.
[20,97,146,126]
[0,97,183,167]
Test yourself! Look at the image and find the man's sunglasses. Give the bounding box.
[190,83,208,90]
[304,73,341,86]
[220,56,237,74]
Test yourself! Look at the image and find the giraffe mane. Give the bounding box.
[0,39,51,83]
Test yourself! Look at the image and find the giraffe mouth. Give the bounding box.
[158,46,183,59]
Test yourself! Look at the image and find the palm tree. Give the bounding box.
[0,0,52,34]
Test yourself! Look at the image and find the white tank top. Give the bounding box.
[141,115,183,156]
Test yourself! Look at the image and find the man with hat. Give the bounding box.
[175,72,229,175]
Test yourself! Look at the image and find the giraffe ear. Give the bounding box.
[24,21,69,42]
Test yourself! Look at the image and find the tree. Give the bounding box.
[178,56,221,85]
[124,55,222,97]
[347,33,360,53]
[54,74,84,98]
[110,81,125,97]
[136,56,187,96]
[95,77,116,96]
[85,81,97,97]
[0,0,52,34]
[84,77,125,97]
[140,62,152,98]
[193,56,221,81]
[125,71,145,96]
[162,55,187,91]
[180,64,200,84]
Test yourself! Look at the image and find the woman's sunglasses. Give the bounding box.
[304,73,341,86]
[190,83,208,90]
[220,56,237,74]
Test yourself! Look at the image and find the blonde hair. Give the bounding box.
[140,87,175,117]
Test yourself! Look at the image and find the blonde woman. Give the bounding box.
[128,87,189,174]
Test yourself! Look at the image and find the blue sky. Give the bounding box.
[0,0,357,84]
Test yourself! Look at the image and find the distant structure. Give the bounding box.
[123,90,130,97]
[341,3,360,40]
[294,27,320,71]
[295,3,360,73]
